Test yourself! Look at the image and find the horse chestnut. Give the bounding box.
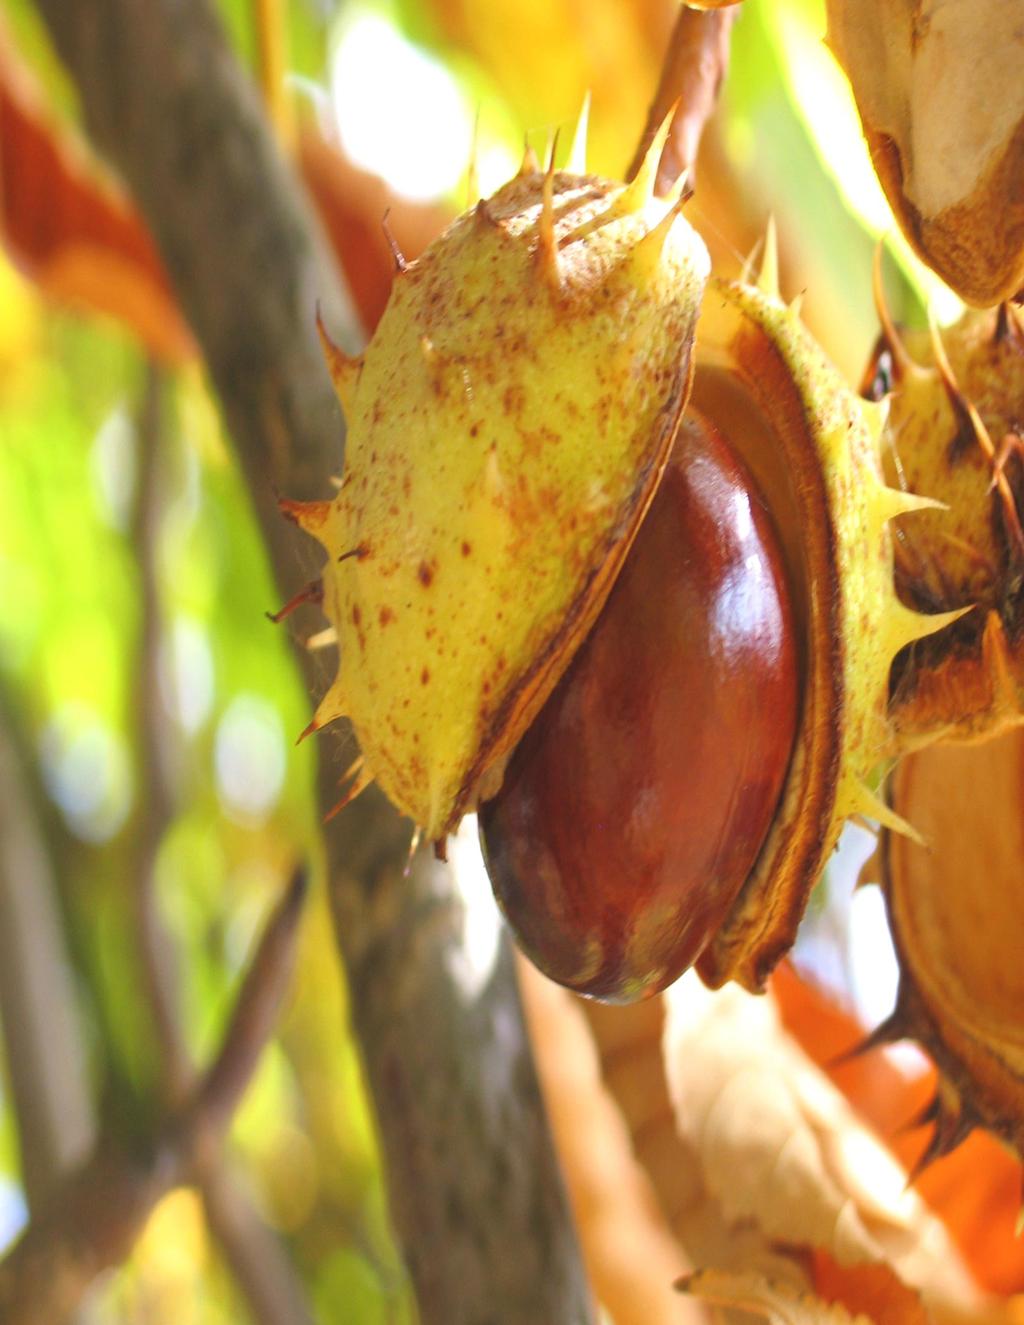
[479,408,798,1001]
[294,126,944,1010]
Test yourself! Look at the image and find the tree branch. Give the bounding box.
[130,360,191,1096]
[127,371,313,1325]
[29,0,593,1320]
[0,700,96,1211]
[0,868,307,1325]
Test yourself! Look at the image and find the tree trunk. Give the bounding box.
[30,1,594,1319]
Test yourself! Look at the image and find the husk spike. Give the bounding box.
[995,300,1024,350]
[381,209,407,274]
[304,625,338,652]
[828,1006,911,1068]
[662,166,691,209]
[872,485,947,526]
[325,759,374,822]
[906,1099,975,1183]
[403,825,423,877]
[465,108,480,208]
[872,243,914,381]
[265,578,323,624]
[566,91,591,175]
[536,133,560,286]
[618,196,687,284]
[313,684,349,730]
[884,601,972,659]
[850,780,926,846]
[756,216,779,298]
[316,307,362,415]
[518,138,540,177]
[294,717,318,746]
[619,102,677,213]
[277,497,333,539]
[474,197,499,229]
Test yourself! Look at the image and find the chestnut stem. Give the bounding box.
[627,4,739,196]
[0,869,308,1325]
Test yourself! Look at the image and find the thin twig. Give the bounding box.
[193,869,308,1136]
[0,868,307,1325]
[201,1169,315,1325]
[127,360,313,1323]
[0,703,96,1211]
[130,360,190,1096]
[626,4,739,196]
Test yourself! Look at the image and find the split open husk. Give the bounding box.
[826,0,1024,307]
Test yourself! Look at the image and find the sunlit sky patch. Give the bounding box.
[447,815,503,1000]
[0,1178,26,1256]
[846,879,899,1027]
[331,11,474,202]
[328,7,521,205]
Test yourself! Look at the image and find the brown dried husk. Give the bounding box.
[878,728,1024,1159]
[859,298,1024,1168]
[869,304,1024,752]
[825,0,1024,307]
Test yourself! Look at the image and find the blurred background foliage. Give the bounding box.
[0,0,966,1319]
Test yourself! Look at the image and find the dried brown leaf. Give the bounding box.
[0,20,192,358]
[681,1267,879,1324]
[774,964,1024,1299]
[662,975,1008,1323]
[298,130,449,335]
[666,978,940,1266]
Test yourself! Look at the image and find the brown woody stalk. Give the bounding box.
[30,1,593,1321]
[627,3,739,196]
[0,697,96,1211]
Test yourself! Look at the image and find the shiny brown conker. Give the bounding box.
[478,409,799,1001]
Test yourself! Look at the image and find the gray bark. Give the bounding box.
[29,1,594,1320]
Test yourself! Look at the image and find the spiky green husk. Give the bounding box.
[296,141,710,838]
[692,276,951,991]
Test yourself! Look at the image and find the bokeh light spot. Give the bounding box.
[214,693,286,822]
[331,12,472,201]
[159,616,215,735]
[39,704,133,843]
[0,1179,27,1255]
[90,402,136,531]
